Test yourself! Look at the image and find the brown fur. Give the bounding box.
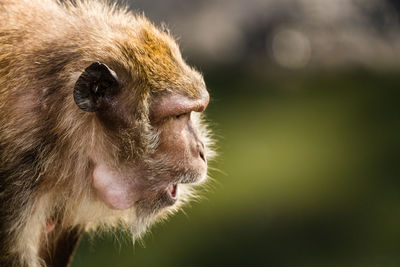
[0,1,214,266]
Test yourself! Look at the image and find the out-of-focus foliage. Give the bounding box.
[72,0,400,266]
[128,0,400,69]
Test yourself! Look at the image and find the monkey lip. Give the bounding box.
[167,184,178,200]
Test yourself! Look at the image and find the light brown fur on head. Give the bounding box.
[0,0,215,266]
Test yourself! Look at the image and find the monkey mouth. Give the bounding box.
[167,184,178,200]
[157,171,206,206]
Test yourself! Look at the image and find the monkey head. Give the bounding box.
[0,2,215,265]
[72,22,213,230]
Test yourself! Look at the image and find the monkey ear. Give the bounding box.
[74,62,122,112]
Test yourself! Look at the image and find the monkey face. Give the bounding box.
[74,53,211,221]
[133,96,210,219]
[143,90,210,203]
[151,90,209,181]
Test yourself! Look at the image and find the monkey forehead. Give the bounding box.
[116,21,204,98]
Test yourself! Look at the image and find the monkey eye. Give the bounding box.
[153,112,189,125]
[175,112,189,119]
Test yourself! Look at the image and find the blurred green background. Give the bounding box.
[72,1,400,266]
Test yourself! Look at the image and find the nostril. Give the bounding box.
[199,150,205,162]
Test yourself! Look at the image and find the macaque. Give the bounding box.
[0,0,214,266]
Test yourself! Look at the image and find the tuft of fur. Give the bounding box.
[0,0,215,266]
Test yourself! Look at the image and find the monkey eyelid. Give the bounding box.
[154,111,189,125]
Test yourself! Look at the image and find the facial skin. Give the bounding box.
[151,91,210,182]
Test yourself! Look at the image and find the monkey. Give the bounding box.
[0,0,215,266]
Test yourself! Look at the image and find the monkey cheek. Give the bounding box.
[92,163,140,210]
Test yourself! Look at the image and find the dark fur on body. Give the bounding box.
[0,1,214,266]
